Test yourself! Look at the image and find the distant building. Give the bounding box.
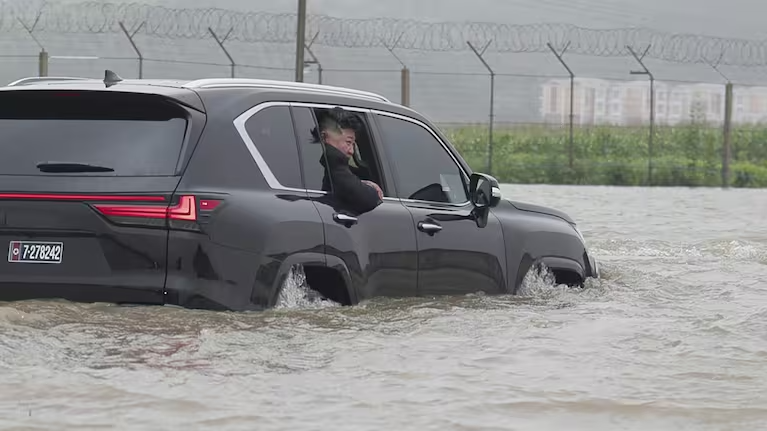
[540,78,767,126]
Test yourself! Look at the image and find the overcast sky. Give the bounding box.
[4,0,766,122]
[17,0,767,40]
[120,0,767,40]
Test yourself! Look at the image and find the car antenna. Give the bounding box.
[103,70,123,88]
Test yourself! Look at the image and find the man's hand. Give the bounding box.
[362,180,383,200]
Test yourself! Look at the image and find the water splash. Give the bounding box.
[590,239,766,263]
[706,240,767,262]
[514,262,612,308]
[0,306,37,325]
[274,265,340,310]
[516,263,580,301]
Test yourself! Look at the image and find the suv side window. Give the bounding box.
[290,107,325,191]
[375,114,468,204]
[243,106,303,189]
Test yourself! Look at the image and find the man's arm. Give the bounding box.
[328,164,382,214]
[361,180,383,200]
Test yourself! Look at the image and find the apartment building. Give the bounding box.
[540,78,767,125]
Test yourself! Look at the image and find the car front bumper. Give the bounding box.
[573,225,599,279]
[588,253,600,278]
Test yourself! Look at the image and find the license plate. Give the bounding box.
[7,241,63,264]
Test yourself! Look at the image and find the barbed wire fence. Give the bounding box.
[2,0,767,187]
[4,0,767,65]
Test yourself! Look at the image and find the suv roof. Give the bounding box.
[4,73,392,104]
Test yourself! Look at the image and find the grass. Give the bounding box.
[441,123,767,187]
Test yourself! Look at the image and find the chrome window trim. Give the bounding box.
[233,101,370,193]
[232,100,473,208]
[289,102,370,113]
[184,78,391,103]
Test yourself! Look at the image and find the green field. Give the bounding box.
[442,124,767,188]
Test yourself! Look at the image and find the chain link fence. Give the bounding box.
[2,2,767,187]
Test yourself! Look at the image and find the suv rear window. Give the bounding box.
[0,90,189,176]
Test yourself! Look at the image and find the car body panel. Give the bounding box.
[287,104,419,302]
[164,91,325,311]
[402,200,508,297]
[310,193,419,302]
[507,200,576,225]
[0,89,200,306]
[164,188,325,311]
[0,178,181,306]
[490,199,595,293]
[0,80,207,112]
[362,105,510,297]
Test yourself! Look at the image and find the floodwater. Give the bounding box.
[1,184,766,431]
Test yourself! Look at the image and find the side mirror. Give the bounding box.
[469,172,502,209]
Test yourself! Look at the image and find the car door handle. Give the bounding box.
[333,213,358,225]
[417,220,443,234]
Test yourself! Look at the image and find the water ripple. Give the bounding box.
[1,185,766,430]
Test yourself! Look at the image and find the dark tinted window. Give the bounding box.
[376,115,468,204]
[0,91,188,176]
[291,107,325,191]
[244,106,302,189]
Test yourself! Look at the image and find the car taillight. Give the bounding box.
[93,195,197,221]
[0,192,223,231]
[0,193,165,202]
[199,199,221,211]
[93,196,197,221]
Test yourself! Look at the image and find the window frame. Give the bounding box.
[232,101,471,207]
[239,104,304,190]
[370,109,472,207]
[288,105,323,192]
[293,104,390,197]
[233,101,305,193]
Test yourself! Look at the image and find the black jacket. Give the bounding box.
[320,144,382,214]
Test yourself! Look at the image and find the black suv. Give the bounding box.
[0,72,599,311]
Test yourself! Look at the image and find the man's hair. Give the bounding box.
[319,106,362,134]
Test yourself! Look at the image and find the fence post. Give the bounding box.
[295,0,307,82]
[401,68,410,107]
[119,21,146,78]
[304,31,322,84]
[467,40,495,175]
[546,42,575,169]
[708,53,732,189]
[17,16,48,77]
[722,82,733,188]
[382,35,410,107]
[38,50,48,77]
[627,45,655,186]
[208,27,236,78]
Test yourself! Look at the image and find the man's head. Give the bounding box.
[319,107,361,158]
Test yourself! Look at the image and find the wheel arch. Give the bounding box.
[267,252,356,307]
[513,253,585,293]
[540,256,586,286]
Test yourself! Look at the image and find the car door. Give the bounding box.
[371,111,508,298]
[290,104,418,303]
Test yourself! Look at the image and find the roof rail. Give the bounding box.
[6,76,91,87]
[182,78,391,103]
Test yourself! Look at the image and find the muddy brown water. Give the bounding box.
[1,184,766,430]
